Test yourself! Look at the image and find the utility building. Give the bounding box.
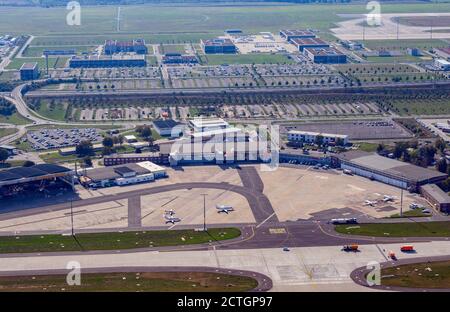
[20,62,39,80]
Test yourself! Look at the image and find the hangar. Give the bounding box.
[0,164,73,198]
[335,150,447,191]
[80,161,167,188]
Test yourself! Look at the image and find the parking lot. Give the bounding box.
[282,120,413,140]
[27,128,103,150]
[49,67,161,80]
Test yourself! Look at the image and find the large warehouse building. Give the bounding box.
[288,130,349,145]
[69,55,146,68]
[335,151,447,191]
[0,164,73,199]
[279,29,316,42]
[303,47,347,64]
[80,161,167,188]
[201,38,237,54]
[291,37,329,52]
[104,39,148,55]
[420,184,450,213]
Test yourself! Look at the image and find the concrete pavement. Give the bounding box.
[1,241,449,291]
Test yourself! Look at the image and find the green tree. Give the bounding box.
[0,148,8,163]
[102,136,114,148]
[76,140,94,157]
[436,158,448,173]
[315,135,324,147]
[22,160,35,167]
[435,138,446,153]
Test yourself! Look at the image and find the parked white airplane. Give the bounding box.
[364,200,377,206]
[216,204,234,214]
[164,209,176,216]
[383,195,395,202]
[164,214,181,224]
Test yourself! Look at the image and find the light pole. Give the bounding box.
[400,186,404,217]
[70,198,75,237]
[201,193,207,231]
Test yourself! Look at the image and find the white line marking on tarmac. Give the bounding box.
[256,212,276,229]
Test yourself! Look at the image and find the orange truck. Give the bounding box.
[388,250,397,260]
[400,245,414,252]
[342,244,359,252]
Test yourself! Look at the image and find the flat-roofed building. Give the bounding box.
[153,119,183,137]
[69,54,146,68]
[135,161,167,178]
[188,118,229,133]
[103,152,169,166]
[124,135,138,143]
[335,150,447,190]
[162,53,198,64]
[20,62,39,80]
[291,37,329,52]
[279,29,316,42]
[80,161,166,188]
[288,130,348,145]
[43,49,76,56]
[420,184,450,213]
[104,39,148,55]
[304,47,347,64]
[201,38,236,54]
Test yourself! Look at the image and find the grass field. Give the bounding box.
[0,127,17,138]
[34,100,68,121]
[6,57,57,70]
[389,209,430,218]
[0,112,30,125]
[356,142,379,152]
[0,271,258,292]
[363,55,424,63]
[0,228,241,254]
[0,3,447,43]
[363,39,449,50]
[22,45,97,57]
[160,44,186,54]
[381,260,450,289]
[202,53,294,65]
[387,98,450,116]
[335,221,450,237]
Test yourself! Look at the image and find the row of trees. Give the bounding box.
[0,98,16,116]
[377,138,446,169]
